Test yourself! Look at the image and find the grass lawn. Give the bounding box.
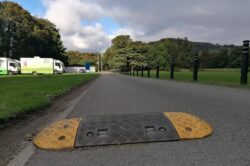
[0,73,99,122]
[131,69,250,89]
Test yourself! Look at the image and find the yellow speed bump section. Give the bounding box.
[164,112,213,140]
[34,118,81,150]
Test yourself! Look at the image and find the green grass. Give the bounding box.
[131,69,250,89]
[0,73,99,122]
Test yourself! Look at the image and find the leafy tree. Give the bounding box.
[112,35,132,69]
[127,41,148,70]
[200,49,210,68]
[0,2,4,56]
[0,1,35,58]
[226,47,242,68]
[31,18,66,62]
[66,51,97,66]
[104,35,148,71]
[103,47,116,69]
[0,1,67,63]
[173,38,192,68]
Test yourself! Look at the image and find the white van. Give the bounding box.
[21,57,64,75]
[0,57,21,75]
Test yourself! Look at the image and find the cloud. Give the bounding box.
[62,23,111,52]
[108,27,145,41]
[43,0,250,52]
[43,0,109,52]
[100,0,250,44]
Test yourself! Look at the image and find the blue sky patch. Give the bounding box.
[81,17,120,35]
[11,0,45,16]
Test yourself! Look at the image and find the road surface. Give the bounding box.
[25,73,250,166]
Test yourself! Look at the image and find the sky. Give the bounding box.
[9,0,250,52]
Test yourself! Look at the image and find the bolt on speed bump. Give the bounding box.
[33,112,213,150]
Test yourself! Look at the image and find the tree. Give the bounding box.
[103,47,116,69]
[0,1,35,58]
[127,41,148,69]
[0,1,66,63]
[66,51,97,66]
[200,49,210,68]
[103,35,132,70]
[30,18,66,62]
[104,35,148,71]
[226,47,242,68]
[147,41,169,69]
[0,2,4,57]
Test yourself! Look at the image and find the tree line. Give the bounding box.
[0,1,67,63]
[103,35,244,71]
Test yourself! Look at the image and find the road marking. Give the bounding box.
[7,145,35,166]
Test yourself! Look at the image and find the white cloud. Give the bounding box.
[43,0,109,52]
[43,0,250,52]
[109,27,144,41]
[62,23,111,52]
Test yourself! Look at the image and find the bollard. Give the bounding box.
[170,55,175,79]
[148,67,151,78]
[156,64,160,79]
[141,65,144,77]
[193,51,199,82]
[241,40,249,85]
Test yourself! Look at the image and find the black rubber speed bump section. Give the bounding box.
[75,112,180,147]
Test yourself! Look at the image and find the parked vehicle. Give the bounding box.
[0,57,21,75]
[20,57,64,75]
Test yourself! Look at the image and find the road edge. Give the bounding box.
[7,76,98,166]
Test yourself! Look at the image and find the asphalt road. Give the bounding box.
[25,73,250,166]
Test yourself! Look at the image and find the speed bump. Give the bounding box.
[75,112,179,147]
[34,118,81,150]
[33,112,212,150]
[164,112,213,139]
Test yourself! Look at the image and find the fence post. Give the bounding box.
[156,64,160,79]
[170,55,175,79]
[241,40,249,85]
[141,65,144,77]
[193,51,199,82]
[148,66,151,78]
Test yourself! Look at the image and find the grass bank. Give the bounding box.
[0,73,99,122]
[131,69,250,89]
